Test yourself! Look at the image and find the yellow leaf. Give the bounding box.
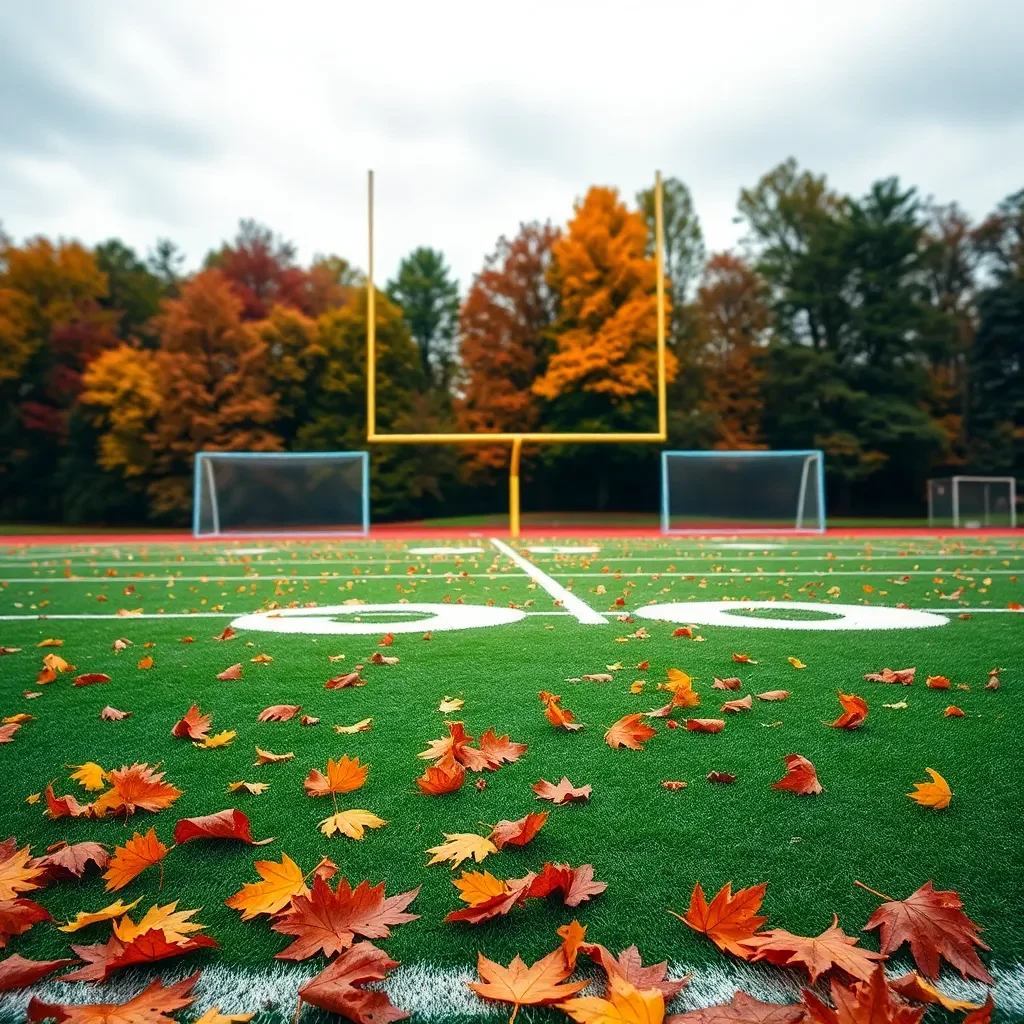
[69,761,108,792]
[629,681,645,694]
[560,975,665,1024]
[114,901,206,944]
[226,852,307,920]
[2,713,34,724]
[250,653,273,664]
[304,755,367,797]
[103,828,170,891]
[194,729,237,749]
[439,697,464,713]
[25,792,40,804]
[454,870,509,906]
[42,653,71,673]
[192,1011,256,1024]
[37,638,64,647]
[908,768,952,810]
[787,656,807,669]
[0,843,45,899]
[890,972,982,1013]
[425,833,497,869]
[333,717,373,734]
[253,746,294,765]
[665,668,691,690]
[59,896,143,932]
[318,809,387,840]
[228,781,269,795]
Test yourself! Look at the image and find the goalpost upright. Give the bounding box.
[364,170,670,538]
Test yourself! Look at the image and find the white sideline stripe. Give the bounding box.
[0,573,530,584]
[489,537,607,625]
[548,570,1024,578]
[0,610,574,621]
[0,958,1019,1022]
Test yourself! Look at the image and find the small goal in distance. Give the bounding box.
[927,476,1017,529]
[661,450,826,534]
[193,452,369,537]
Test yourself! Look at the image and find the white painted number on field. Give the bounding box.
[525,546,601,554]
[633,601,950,631]
[229,603,526,635]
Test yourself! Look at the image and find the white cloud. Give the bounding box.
[1,0,1022,288]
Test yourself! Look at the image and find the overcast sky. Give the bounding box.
[1,0,1022,290]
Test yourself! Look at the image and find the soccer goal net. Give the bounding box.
[193,452,369,537]
[661,450,825,533]
[927,476,1017,529]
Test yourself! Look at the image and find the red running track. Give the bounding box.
[1,525,1019,547]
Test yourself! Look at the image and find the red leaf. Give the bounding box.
[0,900,51,947]
[712,677,742,690]
[72,673,111,687]
[325,671,366,689]
[216,663,242,681]
[27,973,200,1023]
[489,812,547,850]
[64,930,218,981]
[416,755,466,796]
[772,754,822,795]
[173,809,274,846]
[297,941,408,1023]
[37,841,110,880]
[528,863,607,907]
[686,719,725,733]
[0,954,80,993]
[721,695,752,713]
[170,704,211,740]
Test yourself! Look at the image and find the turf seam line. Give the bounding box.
[489,538,608,625]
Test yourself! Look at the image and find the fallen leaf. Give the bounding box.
[532,777,591,805]
[883,701,908,710]
[103,830,170,891]
[772,754,822,795]
[171,704,212,740]
[740,913,886,982]
[69,763,107,792]
[468,947,588,1020]
[335,718,373,734]
[37,639,63,647]
[62,928,217,982]
[721,695,753,713]
[73,673,111,687]
[560,975,664,1024]
[541,693,585,731]
[225,852,308,920]
[707,772,737,784]
[712,677,742,690]
[864,667,916,685]
[926,675,952,690]
[253,747,294,765]
[863,880,991,983]
[732,653,758,664]
[100,706,131,721]
[661,781,687,790]
[44,783,91,819]
[300,715,320,726]
[579,938,688,998]
[787,657,807,670]
[686,719,725,733]
[802,965,925,1024]
[0,724,20,744]
[416,754,466,796]
[454,872,509,906]
[194,729,236,749]
[319,810,387,840]
[907,769,951,810]
[439,697,464,713]
[668,990,805,1023]
[113,902,208,945]
[944,705,965,717]
[214,626,236,640]
[426,833,496,869]
[91,763,182,817]
[251,653,273,664]
[605,713,657,750]
[0,842,45,900]
[38,841,109,880]
[227,781,269,796]
[192,1009,256,1024]
[174,809,272,846]
[0,647,21,656]
[0,899,50,947]
[630,681,645,694]
[42,654,71,673]
[296,941,408,1023]
[137,656,154,670]
[583,673,614,682]
[272,875,419,960]
[58,898,144,934]
[325,671,366,689]
[888,971,983,1012]
[258,703,301,722]
[217,663,243,681]
[670,880,768,957]
[369,651,399,665]
[489,812,547,850]
[26,971,200,1023]
[529,863,607,907]
[305,756,368,797]
[756,690,790,701]
[0,953,80,993]
[829,691,868,730]
[962,995,995,1024]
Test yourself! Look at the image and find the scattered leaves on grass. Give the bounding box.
[532,777,591,805]
[829,691,868,730]
[739,914,887,983]
[772,754,822,795]
[319,810,387,840]
[226,853,311,920]
[907,769,951,810]
[605,713,656,750]
[26,971,200,1023]
[271,876,419,960]
[416,755,466,796]
[420,721,527,771]
[579,935,688,998]
[103,829,170,891]
[334,718,373,734]
[217,663,242,681]
[171,704,211,740]
[295,941,408,1023]
[174,809,272,846]
[489,812,547,850]
[863,880,992,983]
[560,975,664,1024]
[426,833,497,869]
[670,880,768,957]
[91,763,182,818]
[469,947,589,1021]
[304,756,368,797]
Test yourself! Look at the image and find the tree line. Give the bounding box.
[1,159,1021,526]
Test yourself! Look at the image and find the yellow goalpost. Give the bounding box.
[366,170,669,537]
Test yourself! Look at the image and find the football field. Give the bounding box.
[0,534,1021,1022]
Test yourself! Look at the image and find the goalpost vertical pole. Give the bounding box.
[204,456,221,536]
[367,170,376,439]
[509,437,523,538]
[655,170,667,440]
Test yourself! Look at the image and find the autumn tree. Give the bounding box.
[387,247,460,391]
[534,186,677,418]
[693,253,771,449]
[95,239,165,339]
[456,222,560,476]
[148,238,186,295]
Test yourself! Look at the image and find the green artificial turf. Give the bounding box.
[0,536,1022,1022]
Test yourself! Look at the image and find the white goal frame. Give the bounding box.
[660,449,826,534]
[927,475,1017,529]
[192,451,370,538]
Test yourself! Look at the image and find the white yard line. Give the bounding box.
[489,538,607,624]
[548,570,1024,578]
[0,572,529,584]
[0,609,574,622]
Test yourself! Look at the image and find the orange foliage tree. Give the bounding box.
[456,222,560,475]
[693,253,771,449]
[532,187,676,417]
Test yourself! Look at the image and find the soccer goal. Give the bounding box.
[927,476,1017,529]
[661,450,825,534]
[193,452,369,537]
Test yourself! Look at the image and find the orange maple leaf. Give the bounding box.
[670,880,768,957]
[829,691,868,730]
[26,972,201,1024]
[90,763,182,818]
[170,704,211,740]
[304,756,368,797]
[604,713,656,750]
[0,839,46,900]
[907,769,951,810]
[468,948,588,1022]
[416,754,466,796]
[771,754,822,795]
[803,965,925,1024]
[103,829,170,891]
[489,812,547,850]
[531,778,591,805]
